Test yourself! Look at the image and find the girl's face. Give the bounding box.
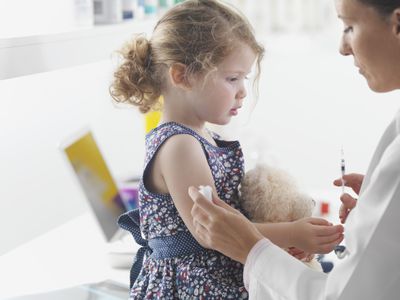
[335,0,400,92]
[189,43,257,125]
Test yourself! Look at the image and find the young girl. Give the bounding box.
[111,0,263,298]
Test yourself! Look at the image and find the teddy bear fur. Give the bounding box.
[239,163,322,271]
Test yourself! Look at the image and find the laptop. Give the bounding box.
[9,129,138,300]
[60,128,139,243]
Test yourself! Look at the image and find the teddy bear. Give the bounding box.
[239,163,322,271]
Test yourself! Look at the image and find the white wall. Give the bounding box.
[0,62,145,255]
[2,0,400,256]
[0,0,91,38]
[220,27,400,210]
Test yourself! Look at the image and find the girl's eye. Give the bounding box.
[227,75,249,83]
[343,26,353,33]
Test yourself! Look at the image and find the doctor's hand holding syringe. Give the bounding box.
[332,149,364,224]
[333,174,364,224]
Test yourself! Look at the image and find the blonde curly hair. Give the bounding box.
[110,0,264,113]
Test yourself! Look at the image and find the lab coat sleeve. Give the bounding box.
[325,135,400,299]
[246,134,400,300]
[247,241,328,300]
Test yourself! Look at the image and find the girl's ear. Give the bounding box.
[391,8,400,36]
[169,63,191,90]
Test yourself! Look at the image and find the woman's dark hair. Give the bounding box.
[358,0,400,17]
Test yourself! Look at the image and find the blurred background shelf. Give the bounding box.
[0,18,156,80]
[2,0,400,272]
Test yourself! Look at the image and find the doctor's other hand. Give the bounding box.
[188,186,263,264]
[333,173,364,223]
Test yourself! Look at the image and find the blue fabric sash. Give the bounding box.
[118,209,205,288]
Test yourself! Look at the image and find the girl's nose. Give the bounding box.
[236,87,247,100]
[339,36,352,56]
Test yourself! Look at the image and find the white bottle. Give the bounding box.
[94,0,123,24]
[74,0,94,27]
[198,185,213,202]
[122,0,138,20]
[144,0,158,16]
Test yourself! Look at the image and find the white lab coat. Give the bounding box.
[248,110,400,300]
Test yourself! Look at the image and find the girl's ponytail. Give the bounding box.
[110,35,162,113]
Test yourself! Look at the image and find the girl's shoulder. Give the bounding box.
[145,121,241,155]
[145,122,213,147]
[146,122,198,139]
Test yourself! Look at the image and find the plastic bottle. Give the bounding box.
[144,0,157,15]
[93,0,123,24]
[74,0,94,27]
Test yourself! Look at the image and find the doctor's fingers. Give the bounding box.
[339,208,350,224]
[339,194,357,223]
[193,219,213,248]
[333,173,364,194]
[211,196,241,215]
[191,201,231,233]
[193,216,238,251]
[192,204,211,226]
[188,186,227,217]
[340,193,357,209]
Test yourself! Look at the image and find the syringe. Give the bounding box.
[341,147,345,194]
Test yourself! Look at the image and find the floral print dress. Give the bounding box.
[120,122,248,299]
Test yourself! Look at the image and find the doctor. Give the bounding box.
[189,0,400,299]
